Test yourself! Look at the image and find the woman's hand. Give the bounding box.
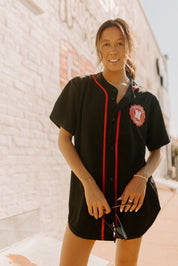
[83,178,111,219]
[118,175,147,213]
[118,148,162,213]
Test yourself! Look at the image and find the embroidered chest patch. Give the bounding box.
[129,105,146,127]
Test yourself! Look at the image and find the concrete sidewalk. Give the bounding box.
[0,235,110,266]
[92,181,178,266]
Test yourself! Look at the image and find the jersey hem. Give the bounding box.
[68,222,103,241]
[68,219,155,241]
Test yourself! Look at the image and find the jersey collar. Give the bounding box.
[94,73,139,109]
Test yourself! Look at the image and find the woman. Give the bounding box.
[50,18,170,266]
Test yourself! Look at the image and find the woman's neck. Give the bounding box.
[102,69,130,87]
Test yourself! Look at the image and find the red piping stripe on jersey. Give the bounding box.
[114,110,121,227]
[92,75,108,240]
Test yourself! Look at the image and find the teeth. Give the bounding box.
[109,59,118,62]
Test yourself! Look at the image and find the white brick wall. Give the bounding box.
[0,0,170,248]
[0,0,66,243]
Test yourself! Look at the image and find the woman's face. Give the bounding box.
[99,26,128,73]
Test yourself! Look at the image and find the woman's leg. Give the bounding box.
[59,224,95,266]
[115,237,142,266]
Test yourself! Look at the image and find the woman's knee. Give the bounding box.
[115,237,142,266]
[59,224,95,266]
[116,258,137,266]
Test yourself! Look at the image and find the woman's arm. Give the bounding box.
[58,127,111,219]
[136,148,162,179]
[119,148,162,213]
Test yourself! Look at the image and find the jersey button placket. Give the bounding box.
[112,116,116,123]
[109,118,115,183]
[111,89,117,102]
[110,145,114,151]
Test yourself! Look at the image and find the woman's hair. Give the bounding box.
[95,18,136,80]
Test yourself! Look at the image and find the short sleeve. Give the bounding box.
[146,95,170,151]
[49,77,82,135]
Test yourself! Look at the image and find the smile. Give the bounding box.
[108,59,119,63]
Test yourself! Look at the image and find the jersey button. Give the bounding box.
[110,177,114,182]
[112,117,116,122]
[112,96,115,101]
[110,145,114,151]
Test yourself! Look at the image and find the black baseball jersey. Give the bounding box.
[49,73,170,241]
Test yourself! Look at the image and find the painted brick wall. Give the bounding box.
[0,0,66,244]
[0,0,170,246]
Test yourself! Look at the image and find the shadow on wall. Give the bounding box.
[7,254,39,266]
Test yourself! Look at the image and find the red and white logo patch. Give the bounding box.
[129,105,145,127]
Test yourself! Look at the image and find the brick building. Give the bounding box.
[0,0,170,250]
